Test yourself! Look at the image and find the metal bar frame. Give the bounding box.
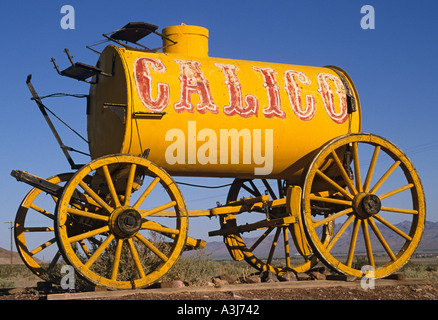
[26,74,84,169]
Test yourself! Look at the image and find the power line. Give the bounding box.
[404,140,438,155]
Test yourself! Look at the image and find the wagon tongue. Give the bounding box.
[10,170,81,200]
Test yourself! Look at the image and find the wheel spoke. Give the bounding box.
[102,165,121,208]
[379,183,414,200]
[84,234,115,269]
[128,238,147,279]
[23,227,54,232]
[79,240,92,258]
[327,214,355,251]
[368,218,397,261]
[68,225,110,243]
[369,161,401,194]
[312,208,353,228]
[249,180,262,196]
[111,239,124,280]
[241,180,261,197]
[331,150,357,195]
[277,180,285,198]
[380,206,418,215]
[79,180,113,213]
[133,177,160,210]
[346,217,360,267]
[249,227,274,252]
[30,203,55,220]
[30,238,56,256]
[262,179,277,200]
[309,195,352,206]
[67,207,110,222]
[135,233,169,262]
[363,146,380,192]
[140,201,177,218]
[316,169,353,200]
[141,220,180,236]
[124,164,137,206]
[352,142,363,192]
[267,228,281,265]
[48,251,62,272]
[362,220,375,269]
[373,214,412,241]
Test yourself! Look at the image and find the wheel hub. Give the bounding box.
[353,193,381,219]
[110,206,142,238]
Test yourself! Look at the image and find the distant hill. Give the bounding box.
[200,220,438,259]
[0,247,24,265]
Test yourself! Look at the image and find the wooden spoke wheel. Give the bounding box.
[302,133,425,278]
[221,178,331,275]
[55,154,188,289]
[15,173,74,282]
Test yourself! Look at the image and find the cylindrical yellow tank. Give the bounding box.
[87,24,361,182]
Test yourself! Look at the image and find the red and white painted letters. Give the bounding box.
[173,60,218,114]
[214,63,259,118]
[134,57,349,124]
[133,57,169,112]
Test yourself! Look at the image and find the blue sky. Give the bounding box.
[0,0,437,248]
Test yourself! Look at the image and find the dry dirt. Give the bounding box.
[1,277,437,301]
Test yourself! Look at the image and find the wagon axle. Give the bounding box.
[353,193,381,219]
[109,206,143,239]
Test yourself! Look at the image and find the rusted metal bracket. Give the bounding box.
[51,48,112,84]
[133,111,167,119]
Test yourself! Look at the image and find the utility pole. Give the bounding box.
[4,222,13,268]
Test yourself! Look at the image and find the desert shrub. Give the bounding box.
[400,261,438,281]
[163,250,250,286]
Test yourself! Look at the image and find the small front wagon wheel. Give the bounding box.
[55,154,188,289]
[15,173,73,282]
[302,133,425,279]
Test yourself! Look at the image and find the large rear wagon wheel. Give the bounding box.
[221,179,330,275]
[302,133,425,278]
[55,154,188,289]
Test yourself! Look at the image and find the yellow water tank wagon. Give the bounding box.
[87,24,361,181]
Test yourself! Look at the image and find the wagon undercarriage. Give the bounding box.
[11,133,425,289]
